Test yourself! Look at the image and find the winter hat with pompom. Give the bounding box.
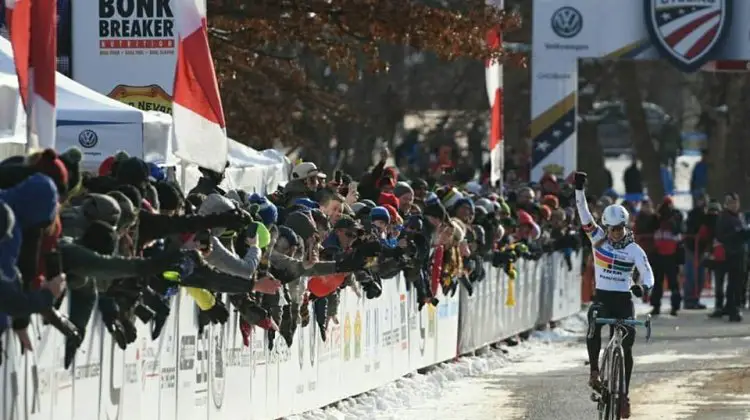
[28,149,69,198]
[248,193,278,227]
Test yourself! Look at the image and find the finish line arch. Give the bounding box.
[530,0,750,181]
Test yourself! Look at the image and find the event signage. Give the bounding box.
[72,0,177,113]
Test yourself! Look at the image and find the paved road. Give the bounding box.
[486,308,750,420]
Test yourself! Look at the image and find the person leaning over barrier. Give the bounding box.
[574,171,654,419]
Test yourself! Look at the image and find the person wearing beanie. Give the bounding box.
[107,191,137,231]
[248,194,278,227]
[354,204,372,221]
[542,194,560,210]
[369,206,391,237]
[381,204,402,226]
[98,156,117,177]
[360,199,377,208]
[410,178,428,202]
[423,200,448,228]
[155,182,183,216]
[378,192,400,211]
[453,197,475,225]
[0,198,65,318]
[27,149,70,199]
[393,182,415,208]
[59,148,83,197]
[143,183,161,211]
[116,157,150,191]
[293,197,319,210]
[284,211,318,242]
[60,193,122,238]
[147,162,167,182]
[309,208,331,234]
[350,202,367,215]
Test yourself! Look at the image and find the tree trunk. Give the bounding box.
[724,74,750,204]
[616,61,665,202]
[577,62,609,195]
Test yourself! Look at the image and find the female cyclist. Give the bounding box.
[574,171,654,419]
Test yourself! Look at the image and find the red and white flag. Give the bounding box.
[486,0,504,188]
[5,0,57,150]
[172,0,228,173]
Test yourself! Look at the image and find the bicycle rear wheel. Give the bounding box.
[608,347,626,420]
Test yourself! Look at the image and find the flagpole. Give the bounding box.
[25,72,35,153]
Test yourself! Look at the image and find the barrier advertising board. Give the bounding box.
[1,252,579,420]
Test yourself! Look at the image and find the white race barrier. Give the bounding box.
[0,274,459,420]
[458,251,582,354]
[1,252,578,420]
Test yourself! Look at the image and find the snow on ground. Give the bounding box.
[286,303,654,420]
[286,312,592,420]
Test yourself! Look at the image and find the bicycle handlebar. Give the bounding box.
[589,310,653,341]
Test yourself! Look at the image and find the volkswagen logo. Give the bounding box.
[551,6,583,39]
[78,129,98,148]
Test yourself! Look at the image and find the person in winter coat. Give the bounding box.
[683,193,709,309]
[198,194,280,294]
[0,200,66,318]
[623,160,643,197]
[690,150,708,195]
[714,193,748,322]
[0,172,64,348]
[650,197,684,316]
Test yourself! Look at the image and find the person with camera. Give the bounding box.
[714,192,748,322]
[574,171,654,419]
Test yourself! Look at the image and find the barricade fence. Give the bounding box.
[1,250,582,420]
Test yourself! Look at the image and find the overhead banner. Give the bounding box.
[530,0,750,182]
[71,0,177,114]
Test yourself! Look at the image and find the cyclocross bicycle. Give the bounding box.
[587,311,652,420]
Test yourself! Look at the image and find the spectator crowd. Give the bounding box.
[0,146,588,368]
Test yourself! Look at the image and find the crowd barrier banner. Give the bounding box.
[458,251,582,354]
[0,253,578,420]
[550,252,583,321]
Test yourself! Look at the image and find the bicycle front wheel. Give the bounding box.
[608,347,626,420]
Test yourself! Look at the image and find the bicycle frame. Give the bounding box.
[587,310,652,419]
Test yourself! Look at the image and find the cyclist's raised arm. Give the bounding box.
[573,172,605,243]
[631,243,655,288]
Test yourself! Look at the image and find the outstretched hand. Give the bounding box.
[574,171,588,190]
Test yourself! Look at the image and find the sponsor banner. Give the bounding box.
[458,253,581,354]
[71,0,177,113]
[551,252,584,321]
[530,0,750,181]
[0,263,578,419]
[56,120,144,173]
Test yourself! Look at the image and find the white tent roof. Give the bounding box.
[56,74,142,123]
[0,39,26,145]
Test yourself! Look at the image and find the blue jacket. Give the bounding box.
[691,161,708,194]
[661,166,674,196]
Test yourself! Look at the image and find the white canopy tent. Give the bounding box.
[178,139,291,195]
[0,36,173,169]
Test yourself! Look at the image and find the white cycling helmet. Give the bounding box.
[601,204,629,227]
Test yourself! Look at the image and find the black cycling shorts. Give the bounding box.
[588,289,636,347]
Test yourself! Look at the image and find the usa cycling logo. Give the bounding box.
[645,0,731,72]
[551,6,583,39]
[78,129,98,148]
